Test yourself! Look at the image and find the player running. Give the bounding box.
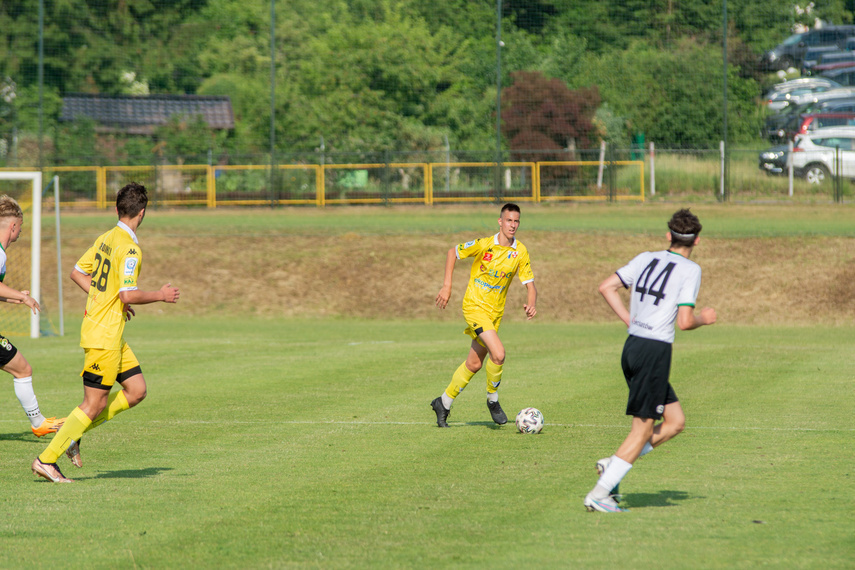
[431,203,537,427]
[32,182,179,483]
[585,208,716,513]
[0,195,64,437]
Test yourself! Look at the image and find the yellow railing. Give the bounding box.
[1,160,644,207]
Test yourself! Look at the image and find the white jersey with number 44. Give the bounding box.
[616,250,702,344]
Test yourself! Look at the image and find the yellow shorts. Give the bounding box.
[81,343,141,390]
[462,309,503,347]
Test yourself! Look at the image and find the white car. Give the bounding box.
[791,126,855,184]
[765,78,841,112]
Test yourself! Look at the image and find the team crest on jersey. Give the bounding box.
[463,240,476,248]
[508,251,518,259]
[124,257,138,276]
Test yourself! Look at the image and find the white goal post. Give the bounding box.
[0,171,41,338]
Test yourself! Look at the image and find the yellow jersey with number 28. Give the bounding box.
[74,221,142,350]
[456,233,534,319]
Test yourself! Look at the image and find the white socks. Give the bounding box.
[440,393,454,410]
[13,376,46,428]
[640,441,654,457]
[593,456,633,499]
[487,392,499,403]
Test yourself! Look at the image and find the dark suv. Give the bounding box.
[761,26,855,70]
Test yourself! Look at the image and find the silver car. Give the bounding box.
[791,126,855,183]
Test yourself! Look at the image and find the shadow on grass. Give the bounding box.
[89,467,174,480]
[0,431,44,443]
[30,467,175,483]
[461,421,506,430]
[625,490,696,508]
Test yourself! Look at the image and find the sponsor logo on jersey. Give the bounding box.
[123,277,135,286]
[124,257,138,276]
[463,240,476,248]
[480,265,513,280]
[474,278,504,291]
[0,338,10,351]
[128,248,137,255]
[656,404,665,414]
[482,252,493,262]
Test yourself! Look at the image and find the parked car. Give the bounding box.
[791,126,855,183]
[796,112,855,135]
[763,78,841,112]
[775,111,855,142]
[819,64,855,86]
[761,26,855,70]
[765,85,837,112]
[765,87,855,141]
[801,46,845,74]
[758,144,790,175]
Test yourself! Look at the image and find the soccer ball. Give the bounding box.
[515,407,544,434]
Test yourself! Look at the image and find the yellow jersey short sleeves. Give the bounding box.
[75,222,142,350]
[456,233,534,320]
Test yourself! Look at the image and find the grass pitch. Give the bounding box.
[1,316,852,568]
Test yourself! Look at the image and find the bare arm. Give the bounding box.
[523,281,537,319]
[598,273,631,327]
[677,305,717,331]
[435,247,457,310]
[119,283,180,306]
[0,282,39,314]
[70,268,91,294]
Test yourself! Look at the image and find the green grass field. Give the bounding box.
[1,203,853,568]
[1,317,853,568]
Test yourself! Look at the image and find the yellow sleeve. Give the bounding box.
[117,243,142,291]
[517,247,534,284]
[75,245,97,275]
[456,237,488,260]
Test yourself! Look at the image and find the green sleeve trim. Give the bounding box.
[677,303,695,307]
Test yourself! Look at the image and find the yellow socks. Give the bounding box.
[84,390,130,433]
[39,407,91,464]
[444,362,476,400]
[485,358,504,399]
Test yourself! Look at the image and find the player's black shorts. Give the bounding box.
[0,334,19,367]
[621,335,678,420]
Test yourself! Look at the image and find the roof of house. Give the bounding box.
[60,94,235,134]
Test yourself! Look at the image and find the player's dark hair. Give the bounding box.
[668,208,702,247]
[116,182,148,218]
[501,202,520,215]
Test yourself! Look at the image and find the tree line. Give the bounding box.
[0,0,850,165]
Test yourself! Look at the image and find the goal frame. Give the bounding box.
[0,171,41,338]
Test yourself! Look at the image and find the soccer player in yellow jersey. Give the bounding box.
[431,203,537,427]
[0,195,65,437]
[32,182,179,483]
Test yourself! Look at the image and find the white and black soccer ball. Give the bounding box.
[515,407,544,434]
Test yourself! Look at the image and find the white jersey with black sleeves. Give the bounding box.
[616,249,702,344]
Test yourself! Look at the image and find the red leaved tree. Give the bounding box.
[501,71,600,162]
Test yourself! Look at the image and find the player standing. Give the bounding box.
[431,203,537,427]
[0,196,64,437]
[32,182,179,483]
[585,208,716,513]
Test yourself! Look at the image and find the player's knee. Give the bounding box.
[125,386,147,407]
[669,418,686,436]
[19,361,33,378]
[465,358,483,373]
[490,351,505,366]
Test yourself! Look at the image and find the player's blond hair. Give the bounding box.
[0,195,23,220]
